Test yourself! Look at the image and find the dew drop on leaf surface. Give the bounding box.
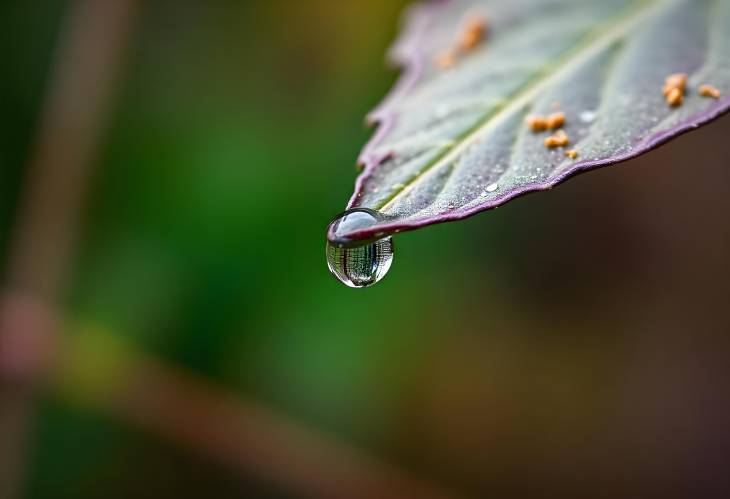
[326,208,394,288]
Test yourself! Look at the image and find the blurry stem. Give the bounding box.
[0,1,141,497]
[58,329,459,499]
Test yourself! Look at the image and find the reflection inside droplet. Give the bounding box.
[326,237,394,288]
[325,208,394,288]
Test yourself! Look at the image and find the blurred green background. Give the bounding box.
[2,1,730,498]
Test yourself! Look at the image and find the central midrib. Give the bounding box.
[376,0,664,213]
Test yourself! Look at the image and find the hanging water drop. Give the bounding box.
[326,208,394,288]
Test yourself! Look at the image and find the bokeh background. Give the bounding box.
[1,1,730,498]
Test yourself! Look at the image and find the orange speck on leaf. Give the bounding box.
[526,115,548,132]
[458,13,488,52]
[546,111,565,130]
[663,73,688,95]
[698,84,721,99]
[666,87,684,107]
[544,129,569,148]
[663,73,687,107]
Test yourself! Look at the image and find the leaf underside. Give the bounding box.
[331,0,730,243]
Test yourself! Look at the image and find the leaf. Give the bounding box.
[330,0,730,244]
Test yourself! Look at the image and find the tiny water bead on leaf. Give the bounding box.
[326,209,394,288]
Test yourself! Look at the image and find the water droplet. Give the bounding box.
[486,183,499,192]
[326,208,394,288]
[579,110,597,123]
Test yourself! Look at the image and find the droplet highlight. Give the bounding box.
[326,208,394,288]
